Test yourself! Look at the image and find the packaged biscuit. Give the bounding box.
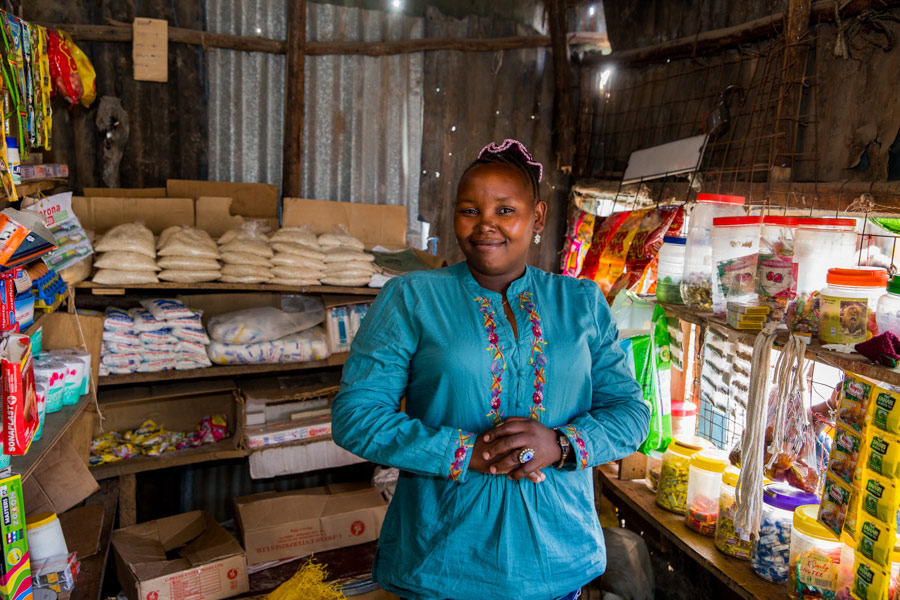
[857,513,896,566]
[820,475,854,536]
[866,432,900,478]
[830,425,865,485]
[852,554,891,600]
[870,386,900,435]
[860,472,898,523]
[840,375,875,434]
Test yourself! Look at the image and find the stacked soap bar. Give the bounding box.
[727,302,770,330]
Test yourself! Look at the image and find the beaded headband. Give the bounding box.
[477,139,543,183]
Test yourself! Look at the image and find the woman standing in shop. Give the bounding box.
[332,139,649,600]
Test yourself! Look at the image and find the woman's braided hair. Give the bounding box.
[461,139,543,203]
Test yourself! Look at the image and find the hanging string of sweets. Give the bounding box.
[0,10,96,200]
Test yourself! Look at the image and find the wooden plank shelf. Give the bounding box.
[76,281,379,296]
[597,464,784,600]
[12,393,93,480]
[90,437,246,480]
[98,352,349,386]
[660,302,900,387]
[13,178,66,198]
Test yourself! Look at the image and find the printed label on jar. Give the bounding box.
[716,253,758,297]
[819,294,871,344]
[797,550,839,591]
[756,254,794,298]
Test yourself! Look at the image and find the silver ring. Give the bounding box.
[518,448,535,463]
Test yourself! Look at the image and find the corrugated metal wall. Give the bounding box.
[206,1,424,243]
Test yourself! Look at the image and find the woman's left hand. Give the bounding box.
[480,417,561,480]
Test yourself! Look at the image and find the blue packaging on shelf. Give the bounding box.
[13,292,33,331]
[33,270,65,310]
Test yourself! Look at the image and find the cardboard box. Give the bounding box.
[0,474,33,600]
[71,196,194,235]
[282,197,406,249]
[248,438,365,479]
[321,295,372,354]
[112,510,249,600]
[239,371,339,425]
[82,187,168,198]
[167,180,278,220]
[195,197,279,238]
[245,415,331,449]
[234,486,388,566]
[23,437,99,515]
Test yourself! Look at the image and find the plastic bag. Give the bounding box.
[272,242,326,261]
[217,220,272,246]
[221,264,273,279]
[208,304,325,344]
[611,206,685,300]
[271,266,323,281]
[92,269,159,285]
[158,270,220,283]
[220,251,273,268]
[158,228,219,259]
[157,256,221,271]
[321,276,372,287]
[207,327,330,365]
[46,29,82,107]
[270,278,321,287]
[323,248,374,264]
[594,209,652,295]
[95,223,156,258]
[578,211,631,282]
[94,251,160,272]
[561,206,597,277]
[270,226,320,249]
[220,239,273,259]
[139,299,193,322]
[318,227,364,251]
[271,253,326,269]
[324,261,375,274]
[59,31,96,108]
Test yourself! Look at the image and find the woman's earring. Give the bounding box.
[534,233,541,245]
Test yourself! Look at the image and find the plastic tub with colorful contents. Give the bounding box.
[656,437,710,515]
[711,216,764,314]
[684,448,729,536]
[818,267,889,345]
[788,504,851,600]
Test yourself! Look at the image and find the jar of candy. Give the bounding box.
[685,449,728,535]
[711,216,763,314]
[657,236,687,304]
[819,267,889,345]
[752,483,819,583]
[757,216,799,322]
[714,468,752,559]
[657,438,706,514]
[671,401,697,440]
[790,218,858,333]
[876,275,900,337]
[681,194,746,311]
[789,505,846,600]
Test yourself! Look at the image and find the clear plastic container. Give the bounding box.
[788,505,846,600]
[671,401,697,440]
[789,218,858,333]
[876,275,900,337]
[685,449,728,535]
[756,216,799,322]
[714,468,752,559]
[656,236,686,304]
[681,194,746,310]
[818,267,889,345]
[656,438,707,514]
[711,216,763,314]
[752,483,819,583]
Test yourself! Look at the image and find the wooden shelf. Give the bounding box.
[14,178,66,198]
[660,302,900,387]
[76,281,380,296]
[90,437,246,480]
[12,393,93,480]
[98,352,348,386]
[597,464,784,600]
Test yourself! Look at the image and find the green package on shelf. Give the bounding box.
[62,382,78,406]
[45,385,63,413]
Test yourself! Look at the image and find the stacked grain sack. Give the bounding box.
[269,227,326,286]
[92,223,160,285]
[217,226,274,284]
[319,232,376,287]
[157,226,221,283]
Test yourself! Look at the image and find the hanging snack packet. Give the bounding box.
[857,512,896,566]
[578,211,630,282]
[46,29,82,107]
[840,374,876,434]
[829,425,864,486]
[843,484,861,540]
[819,475,853,536]
[866,432,900,478]
[853,555,891,600]
[615,206,685,297]
[860,471,898,523]
[870,386,900,435]
[594,209,651,295]
[560,206,596,277]
[58,31,95,107]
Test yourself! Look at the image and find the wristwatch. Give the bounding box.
[554,429,570,469]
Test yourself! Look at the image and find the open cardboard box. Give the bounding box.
[167,180,278,220]
[282,197,407,249]
[72,196,195,235]
[234,485,388,566]
[112,510,249,600]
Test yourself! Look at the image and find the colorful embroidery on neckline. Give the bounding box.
[449,430,474,481]
[519,292,548,420]
[475,297,506,425]
[561,425,589,469]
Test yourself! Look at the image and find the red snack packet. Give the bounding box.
[47,29,83,107]
[611,206,685,299]
[594,208,652,294]
[578,211,631,282]
[560,207,596,277]
[1,334,38,455]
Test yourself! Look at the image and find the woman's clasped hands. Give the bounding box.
[468,416,562,483]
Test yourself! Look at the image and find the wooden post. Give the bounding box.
[548,0,574,173]
[281,0,306,198]
[771,0,812,182]
[119,473,137,528]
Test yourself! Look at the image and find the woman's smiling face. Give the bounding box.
[454,162,546,282]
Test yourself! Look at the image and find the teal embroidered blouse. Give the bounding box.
[332,262,649,600]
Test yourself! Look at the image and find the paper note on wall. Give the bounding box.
[133,18,168,82]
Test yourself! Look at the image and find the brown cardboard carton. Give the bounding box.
[112,510,249,600]
[282,197,406,249]
[71,196,194,234]
[234,486,388,565]
[23,437,99,515]
[166,180,278,219]
[82,188,167,198]
[194,196,279,238]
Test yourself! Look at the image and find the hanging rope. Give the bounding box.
[735,322,778,538]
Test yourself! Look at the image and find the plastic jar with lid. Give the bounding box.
[656,236,686,304]
[876,275,900,337]
[684,449,728,535]
[681,194,746,310]
[757,216,799,321]
[788,505,846,599]
[790,218,858,333]
[710,216,763,314]
[671,401,697,440]
[818,267,889,345]
[752,483,819,583]
[714,468,752,559]
[656,438,708,514]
